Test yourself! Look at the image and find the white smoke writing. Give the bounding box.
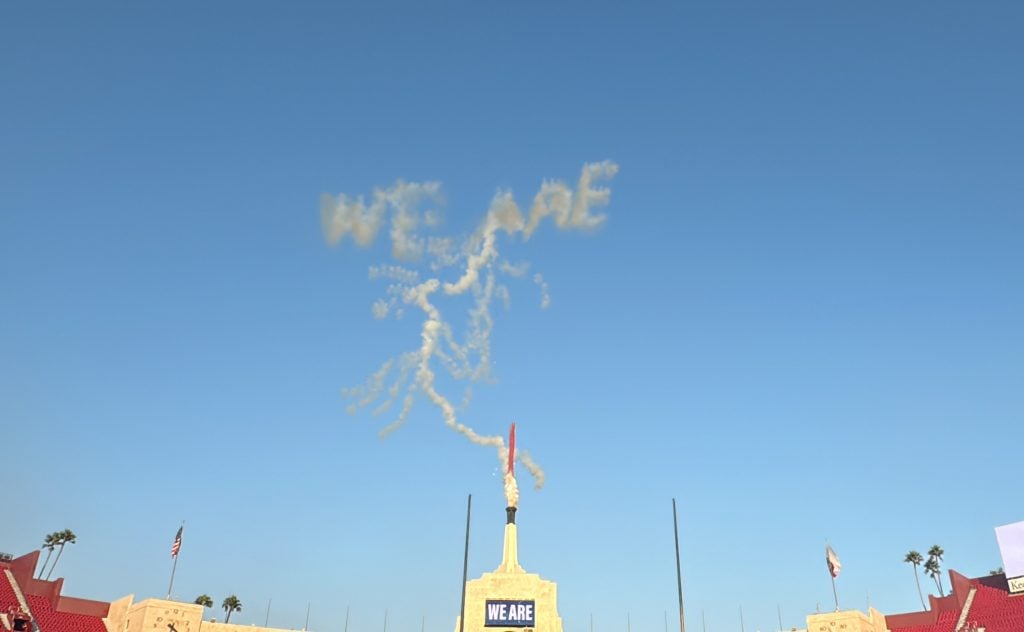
[323,162,617,503]
[320,181,442,259]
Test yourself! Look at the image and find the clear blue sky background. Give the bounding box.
[2,2,1022,631]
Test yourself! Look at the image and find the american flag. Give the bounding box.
[171,526,183,558]
[826,544,841,578]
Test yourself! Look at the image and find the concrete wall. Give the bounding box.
[199,622,305,632]
[5,551,110,618]
[124,598,203,632]
[117,599,301,632]
[455,523,563,632]
[58,594,111,618]
[806,608,889,632]
[104,594,134,632]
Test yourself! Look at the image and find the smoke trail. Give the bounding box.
[515,449,545,490]
[498,260,530,278]
[504,471,519,508]
[533,273,551,310]
[323,162,617,503]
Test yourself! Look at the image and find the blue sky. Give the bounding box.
[2,1,1022,631]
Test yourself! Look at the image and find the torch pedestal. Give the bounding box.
[454,510,563,632]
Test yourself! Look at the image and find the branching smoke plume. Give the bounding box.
[323,161,617,505]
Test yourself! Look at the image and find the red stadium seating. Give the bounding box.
[963,579,1024,632]
[887,571,1024,632]
[889,607,959,632]
[1,554,108,632]
[1,572,34,632]
[25,594,107,632]
[0,571,20,611]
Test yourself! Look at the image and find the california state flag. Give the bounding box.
[826,544,841,578]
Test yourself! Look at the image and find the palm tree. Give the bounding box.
[194,595,213,608]
[222,595,242,624]
[928,545,945,596]
[924,557,942,596]
[45,529,77,581]
[904,550,926,609]
[37,533,59,578]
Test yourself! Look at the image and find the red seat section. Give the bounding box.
[1,553,109,632]
[963,579,1024,632]
[889,571,1024,632]
[889,596,961,632]
[889,616,956,632]
[0,571,22,612]
[26,594,107,632]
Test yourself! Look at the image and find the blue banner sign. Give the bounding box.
[484,600,536,627]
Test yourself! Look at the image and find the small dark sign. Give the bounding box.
[485,600,536,627]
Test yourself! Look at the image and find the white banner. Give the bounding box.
[1008,576,1024,594]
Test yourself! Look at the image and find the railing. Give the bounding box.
[955,588,977,631]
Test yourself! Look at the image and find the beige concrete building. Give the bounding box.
[805,608,890,632]
[106,596,305,632]
[455,507,563,632]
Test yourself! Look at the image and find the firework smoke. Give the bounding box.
[323,162,617,504]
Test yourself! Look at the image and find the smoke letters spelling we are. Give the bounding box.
[321,162,618,504]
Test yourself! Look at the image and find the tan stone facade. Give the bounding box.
[104,595,134,632]
[104,597,301,632]
[454,522,563,632]
[201,621,303,632]
[805,608,889,632]
[117,598,203,632]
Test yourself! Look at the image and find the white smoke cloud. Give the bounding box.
[427,236,460,270]
[371,299,390,319]
[321,181,441,259]
[495,284,511,310]
[369,265,420,285]
[342,359,394,412]
[523,160,618,239]
[515,449,545,490]
[504,471,519,508]
[325,162,618,502]
[320,192,385,247]
[459,387,473,411]
[533,273,551,310]
[499,260,530,278]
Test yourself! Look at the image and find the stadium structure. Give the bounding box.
[3,517,1022,632]
[0,549,295,632]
